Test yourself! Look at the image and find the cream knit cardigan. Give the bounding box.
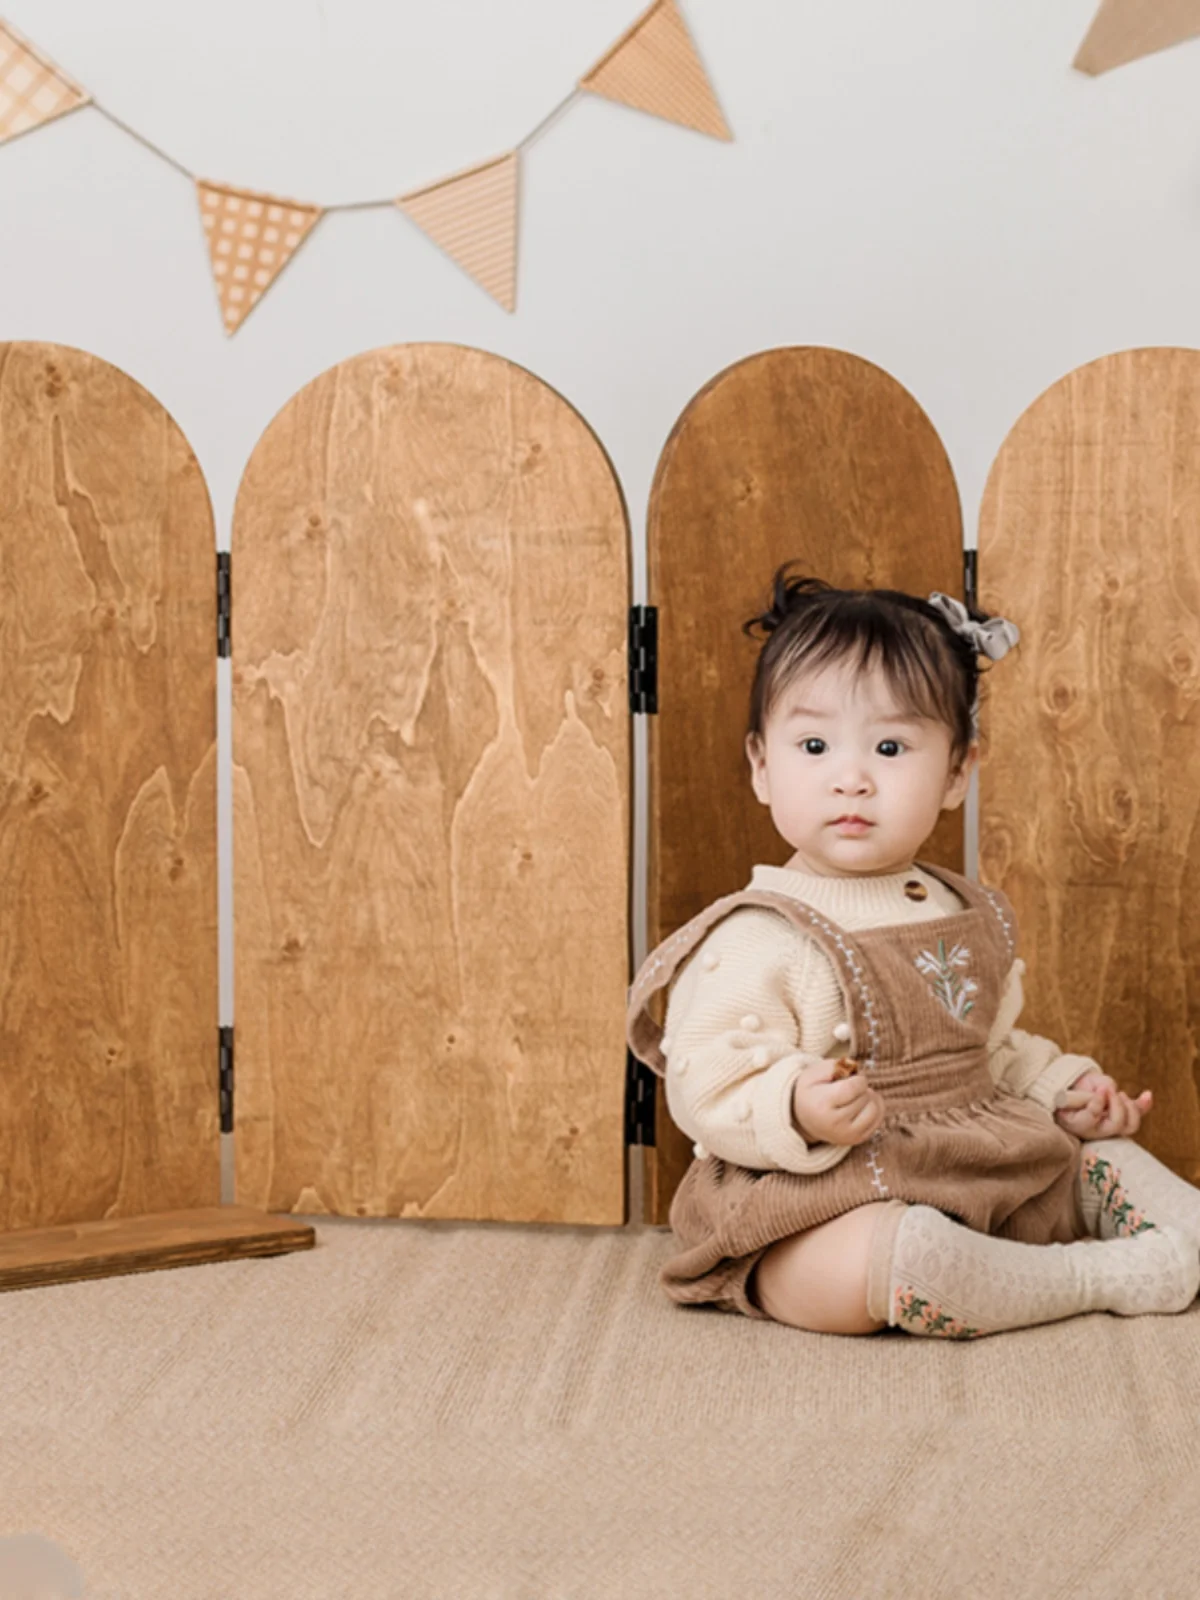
[659,862,1098,1175]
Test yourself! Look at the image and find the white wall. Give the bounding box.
[5,0,1200,1136]
[9,0,1200,536]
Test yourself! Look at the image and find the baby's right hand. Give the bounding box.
[791,1058,885,1147]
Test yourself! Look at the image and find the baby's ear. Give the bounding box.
[943,741,979,808]
[745,732,769,802]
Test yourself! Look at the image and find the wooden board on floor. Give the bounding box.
[0,342,220,1232]
[232,344,631,1226]
[978,347,1200,1184]
[0,1206,313,1291]
[645,346,964,1223]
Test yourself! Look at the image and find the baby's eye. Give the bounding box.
[800,738,826,755]
[878,740,905,757]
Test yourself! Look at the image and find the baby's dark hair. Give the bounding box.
[743,564,1005,772]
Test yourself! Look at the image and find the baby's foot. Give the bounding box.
[1095,1224,1200,1316]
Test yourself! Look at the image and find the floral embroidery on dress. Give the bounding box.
[1082,1152,1157,1236]
[914,938,979,1020]
[894,1287,981,1339]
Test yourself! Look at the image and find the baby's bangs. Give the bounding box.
[872,636,959,731]
[764,612,956,731]
[759,624,855,723]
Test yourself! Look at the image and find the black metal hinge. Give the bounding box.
[625,1047,657,1146]
[963,548,977,612]
[219,1025,234,1133]
[217,551,232,658]
[628,605,658,714]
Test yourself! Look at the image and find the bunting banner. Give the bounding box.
[0,19,88,145]
[0,4,728,332]
[1074,0,1200,75]
[398,152,519,312]
[580,0,730,141]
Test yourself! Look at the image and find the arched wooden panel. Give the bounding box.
[645,346,963,1222]
[232,343,631,1225]
[978,347,1200,1183]
[0,343,219,1229]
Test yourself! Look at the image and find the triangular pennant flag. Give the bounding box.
[1074,0,1200,75]
[0,19,89,145]
[196,182,322,335]
[580,0,730,141]
[398,152,519,312]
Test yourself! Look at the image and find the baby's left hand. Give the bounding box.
[1053,1069,1152,1139]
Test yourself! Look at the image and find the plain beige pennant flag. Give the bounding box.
[0,18,89,145]
[1074,0,1200,74]
[580,0,729,140]
[398,151,519,312]
[197,182,323,335]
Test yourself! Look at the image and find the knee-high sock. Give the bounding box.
[1079,1138,1200,1252]
[865,1202,1199,1339]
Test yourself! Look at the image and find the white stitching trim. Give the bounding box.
[865,1141,890,1197]
[978,886,1015,960]
[780,904,891,1199]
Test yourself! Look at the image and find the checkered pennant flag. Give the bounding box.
[0,18,89,145]
[196,181,324,335]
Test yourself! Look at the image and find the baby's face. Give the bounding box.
[745,657,976,876]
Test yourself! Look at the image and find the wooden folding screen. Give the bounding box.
[978,347,1200,1184]
[7,337,1197,1281]
[0,341,311,1288]
[643,347,966,1223]
[230,344,632,1226]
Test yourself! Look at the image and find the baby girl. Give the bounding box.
[626,566,1200,1339]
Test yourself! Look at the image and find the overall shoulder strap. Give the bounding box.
[626,887,860,1077]
[915,859,1019,966]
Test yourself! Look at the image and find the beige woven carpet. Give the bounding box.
[2,1215,1200,1599]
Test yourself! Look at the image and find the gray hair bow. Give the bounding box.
[927,591,1020,661]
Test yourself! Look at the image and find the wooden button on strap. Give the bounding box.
[904,879,928,901]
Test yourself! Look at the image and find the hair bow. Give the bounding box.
[926,592,1020,661]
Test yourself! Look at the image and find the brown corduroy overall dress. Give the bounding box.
[626,861,1089,1319]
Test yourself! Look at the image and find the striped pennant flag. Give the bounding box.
[580,0,730,141]
[398,151,519,312]
[0,18,89,145]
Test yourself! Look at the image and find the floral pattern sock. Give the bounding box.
[1080,1138,1200,1255]
[870,1202,1199,1340]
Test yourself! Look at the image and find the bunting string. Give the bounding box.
[0,1,730,333]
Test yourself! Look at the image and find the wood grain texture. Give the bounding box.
[0,1205,312,1292]
[978,347,1200,1182]
[0,342,219,1231]
[232,344,630,1225]
[645,346,963,1222]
